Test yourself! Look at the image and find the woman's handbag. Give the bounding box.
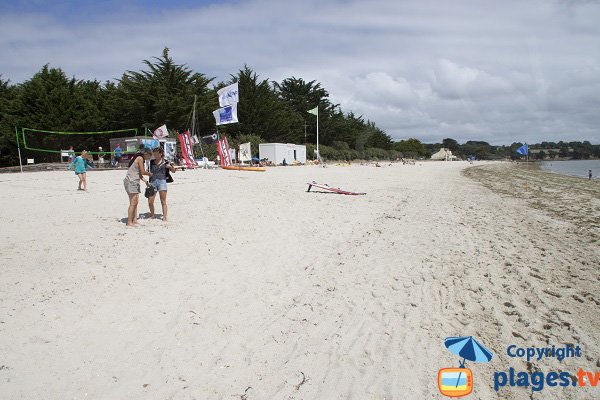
[165,161,174,183]
[144,183,156,198]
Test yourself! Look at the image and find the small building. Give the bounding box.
[109,136,177,164]
[259,143,306,164]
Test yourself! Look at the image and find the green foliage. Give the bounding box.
[460,140,491,160]
[365,147,391,160]
[535,150,546,160]
[442,138,460,152]
[394,138,426,158]
[14,65,103,131]
[0,75,18,165]
[117,47,215,132]
[364,122,393,150]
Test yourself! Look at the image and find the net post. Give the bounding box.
[15,126,23,173]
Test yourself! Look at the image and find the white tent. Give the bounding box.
[259,143,306,164]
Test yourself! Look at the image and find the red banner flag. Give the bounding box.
[217,136,232,166]
[178,130,198,168]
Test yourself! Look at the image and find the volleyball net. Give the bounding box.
[17,127,139,156]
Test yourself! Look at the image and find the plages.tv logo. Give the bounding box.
[438,336,494,397]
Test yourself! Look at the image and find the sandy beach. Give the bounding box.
[0,161,598,399]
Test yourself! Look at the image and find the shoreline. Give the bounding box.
[463,163,599,241]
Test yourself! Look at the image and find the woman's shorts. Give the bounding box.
[123,177,140,194]
[151,179,168,192]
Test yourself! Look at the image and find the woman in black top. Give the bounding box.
[148,147,177,221]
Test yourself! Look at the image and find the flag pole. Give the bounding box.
[191,95,205,159]
[316,109,320,166]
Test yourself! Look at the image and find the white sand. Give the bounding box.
[0,162,598,399]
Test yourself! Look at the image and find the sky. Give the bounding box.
[1,0,599,145]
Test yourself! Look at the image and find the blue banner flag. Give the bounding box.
[213,104,238,125]
[516,144,528,156]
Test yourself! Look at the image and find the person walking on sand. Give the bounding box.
[589,170,593,180]
[68,150,91,191]
[147,146,177,222]
[113,143,123,168]
[123,148,152,227]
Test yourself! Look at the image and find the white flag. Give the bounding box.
[217,82,239,107]
[213,103,238,125]
[239,142,251,162]
[153,124,169,139]
[192,135,200,144]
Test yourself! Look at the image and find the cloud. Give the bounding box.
[430,59,512,100]
[1,0,600,144]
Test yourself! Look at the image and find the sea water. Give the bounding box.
[540,160,600,179]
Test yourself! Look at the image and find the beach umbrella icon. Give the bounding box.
[439,336,493,397]
[444,336,493,367]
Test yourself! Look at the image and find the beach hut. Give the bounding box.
[259,143,306,165]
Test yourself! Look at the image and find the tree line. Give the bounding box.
[1,47,598,167]
[0,48,394,166]
[411,138,600,161]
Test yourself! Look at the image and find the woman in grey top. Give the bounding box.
[123,148,152,227]
[148,146,177,221]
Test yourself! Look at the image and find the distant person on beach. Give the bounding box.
[123,148,152,227]
[67,145,75,164]
[68,150,91,191]
[113,144,122,168]
[590,170,593,180]
[147,146,177,222]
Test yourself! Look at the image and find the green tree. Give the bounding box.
[394,138,426,157]
[460,141,491,160]
[118,47,215,133]
[442,137,459,153]
[0,76,18,166]
[364,122,393,150]
[14,65,79,130]
[273,77,330,117]
[11,65,110,161]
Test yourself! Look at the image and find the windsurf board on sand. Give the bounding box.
[306,181,366,195]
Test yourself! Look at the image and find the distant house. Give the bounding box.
[431,148,457,161]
